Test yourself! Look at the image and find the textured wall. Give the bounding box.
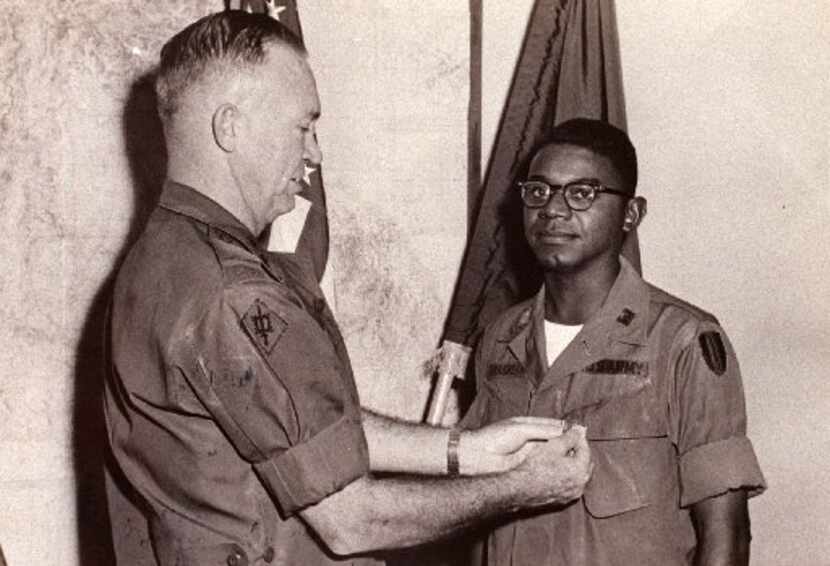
[0,1,468,564]
[0,2,211,564]
[302,1,469,421]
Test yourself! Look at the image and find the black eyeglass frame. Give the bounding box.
[517,179,630,211]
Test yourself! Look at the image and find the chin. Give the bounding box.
[538,257,578,273]
[273,195,297,216]
[533,247,586,273]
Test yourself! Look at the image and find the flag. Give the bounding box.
[233,0,330,283]
[443,0,638,349]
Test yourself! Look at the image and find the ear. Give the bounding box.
[212,103,240,153]
[622,196,647,233]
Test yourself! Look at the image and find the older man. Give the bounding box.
[104,11,592,566]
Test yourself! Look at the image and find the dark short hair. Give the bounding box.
[539,118,638,192]
[156,10,306,122]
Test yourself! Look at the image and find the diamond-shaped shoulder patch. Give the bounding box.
[241,299,287,356]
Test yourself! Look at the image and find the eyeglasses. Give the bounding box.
[518,179,629,211]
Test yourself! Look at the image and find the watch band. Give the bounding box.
[447,428,461,477]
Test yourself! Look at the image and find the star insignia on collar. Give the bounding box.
[264,0,286,20]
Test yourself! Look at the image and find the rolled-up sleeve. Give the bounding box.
[670,320,766,507]
[255,415,368,513]
[679,436,765,507]
[178,277,369,515]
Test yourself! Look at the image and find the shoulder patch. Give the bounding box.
[699,331,727,376]
[241,299,287,355]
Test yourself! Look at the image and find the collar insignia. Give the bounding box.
[616,308,635,326]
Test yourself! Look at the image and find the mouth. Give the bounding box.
[280,179,300,198]
[535,230,578,244]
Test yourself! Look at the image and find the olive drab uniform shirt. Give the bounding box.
[461,257,766,566]
[104,181,380,566]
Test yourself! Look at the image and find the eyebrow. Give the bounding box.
[526,175,603,185]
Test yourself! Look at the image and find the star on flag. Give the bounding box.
[302,163,316,185]
[264,0,286,20]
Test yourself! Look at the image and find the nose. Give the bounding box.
[304,130,323,166]
[539,189,571,219]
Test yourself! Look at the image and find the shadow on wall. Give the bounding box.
[71,71,166,566]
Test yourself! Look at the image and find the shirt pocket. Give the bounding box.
[564,368,667,518]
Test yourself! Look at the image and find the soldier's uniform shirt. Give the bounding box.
[105,181,378,566]
[461,257,766,566]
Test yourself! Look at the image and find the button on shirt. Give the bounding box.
[461,258,766,566]
[104,181,377,565]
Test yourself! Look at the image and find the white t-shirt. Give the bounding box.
[543,320,583,367]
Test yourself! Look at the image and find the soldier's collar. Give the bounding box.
[486,292,536,366]
[585,256,650,346]
[159,180,260,253]
[524,257,650,348]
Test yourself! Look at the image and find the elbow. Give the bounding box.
[315,519,375,556]
[301,486,379,556]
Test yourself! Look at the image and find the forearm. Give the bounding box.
[302,470,525,555]
[361,409,569,476]
[693,527,750,566]
[362,409,447,474]
[692,490,751,566]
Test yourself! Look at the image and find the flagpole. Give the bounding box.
[424,0,483,426]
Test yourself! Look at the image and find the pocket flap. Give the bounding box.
[583,441,650,518]
[563,370,664,441]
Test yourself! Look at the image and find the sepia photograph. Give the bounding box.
[0,1,827,564]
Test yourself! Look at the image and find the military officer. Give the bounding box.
[104,11,593,566]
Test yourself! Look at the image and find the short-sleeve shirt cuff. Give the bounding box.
[254,415,369,515]
[679,436,766,507]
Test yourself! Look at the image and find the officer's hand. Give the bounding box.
[458,416,567,475]
[513,425,593,508]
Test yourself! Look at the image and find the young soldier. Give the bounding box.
[461,118,766,566]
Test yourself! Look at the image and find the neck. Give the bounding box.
[543,255,621,325]
[166,145,260,236]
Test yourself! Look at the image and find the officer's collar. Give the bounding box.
[158,180,260,253]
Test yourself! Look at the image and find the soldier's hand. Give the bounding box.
[513,425,593,508]
[459,416,567,475]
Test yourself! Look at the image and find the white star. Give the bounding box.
[302,163,316,185]
[264,0,286,20]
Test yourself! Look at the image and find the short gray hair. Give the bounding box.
[155,10,306,122]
